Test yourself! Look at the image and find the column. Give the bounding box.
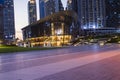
[51,23,55,36]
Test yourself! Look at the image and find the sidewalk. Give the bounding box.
[0,49,120,80]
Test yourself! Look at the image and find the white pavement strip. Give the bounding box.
[0,50,120,80]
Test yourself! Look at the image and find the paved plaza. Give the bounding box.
[0,44,120,80]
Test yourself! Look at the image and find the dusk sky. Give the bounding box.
[14,0,67,39]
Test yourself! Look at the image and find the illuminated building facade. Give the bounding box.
[22,11,78,47]
[72,0,105,29]
[28,0,37,24]
[39,0,64,18]
[0,0,15,40]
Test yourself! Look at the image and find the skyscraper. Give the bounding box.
[71,0,78,13]
[45,0,64,16]
[39,0,64,18]
[66,0,72,10]
[1,0,15,40]
[39,0,45,19]
[28,0,37,24]
[58,0,64,11]
[105,0,120,28]
[72,0,105,29]
[0,1,4,40]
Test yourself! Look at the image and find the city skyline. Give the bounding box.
[14,0,67,39]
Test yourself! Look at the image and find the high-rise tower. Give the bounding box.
[39,0,64,18]
[71,0,105,29]
[71,0,78,13]
[45,0,64,16]
[105,0,120,28]
[0,1,4,40]
[66,0,72,10]
[28,0,37,24]
[39,0,45,19]
[1,0,15,40]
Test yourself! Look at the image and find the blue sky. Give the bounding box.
[14,0,67,39]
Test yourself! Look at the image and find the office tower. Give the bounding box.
[39,0,64,18]
[58,0,64,11]
[28,0,37,24]
[105,0,120,28]
[71,0,78,13]
[2,0,15,40]
[0,1,4,40]
[39,0,45,19]
[66,0,72,10]
[72,0,105,29]
[45,0,56,16]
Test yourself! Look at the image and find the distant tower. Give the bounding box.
[39,0,45,19]
[28,0,37,24]
[105,0,120,27]
[71,0,78,13]
[39,0,64,18]
[72,0,105,29]
[57,0,64,11]
[66,0,72,10]
[2,0,15,40]
[0,2,4,40]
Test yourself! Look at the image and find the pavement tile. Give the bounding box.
[38,53,120,80]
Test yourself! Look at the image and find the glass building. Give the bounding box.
[105,0,120,28]
[0,1,4,40]
[0,0,15,40]
[28,0,37,24]
[39,0,45,19]
[71,0,105,29]
[58,0,64,11]
[45,0,64,16]
[66,0,72,10]
[39,0,64,18]
[71,0,78,13]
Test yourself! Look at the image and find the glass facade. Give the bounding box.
[58,0,64,11]
[28,0,37,24]
[72,0,105,29]
[72,0,78,13]
[79,0,105,29]
[0,0,15,40]
[0,1,4,40]
[66,0,72,10]
[105,0,120,27]
[39,0,45,19]
[45,0,56,16]
[39,0,64,18]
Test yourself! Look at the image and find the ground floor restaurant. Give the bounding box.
[22,11,78,47]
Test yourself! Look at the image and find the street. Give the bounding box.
[0,44,120,80]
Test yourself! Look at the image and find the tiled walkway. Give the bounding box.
[39,51,120,80]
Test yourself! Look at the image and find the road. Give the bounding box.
[0,44,120,80]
